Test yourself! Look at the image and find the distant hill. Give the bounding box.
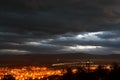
[0,53,120,67]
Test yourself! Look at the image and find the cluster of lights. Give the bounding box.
[0,61,112,80]
[52,61,111,71]
[0,66,65,80]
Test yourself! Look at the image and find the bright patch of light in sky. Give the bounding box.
[62,45,106,54]
[68,45,103,50]
[63,45,104,52]
[75,31,104,41]
[25,42,42,46]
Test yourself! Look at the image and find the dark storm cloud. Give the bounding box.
[0,0,120,34]
[0,0,120,54]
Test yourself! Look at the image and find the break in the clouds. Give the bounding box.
[0,0,120,54]
[24,30,120,54]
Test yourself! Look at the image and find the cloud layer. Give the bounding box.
[0,0,120,54]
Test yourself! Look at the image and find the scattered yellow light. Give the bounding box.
[0,66,64,80]
[72,69,78,74]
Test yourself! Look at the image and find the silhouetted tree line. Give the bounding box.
[46,64,120,80]
[1,63,120,80]
[2,74,15,80]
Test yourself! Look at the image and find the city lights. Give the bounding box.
[0,66,65,80]
[0,61,113,80]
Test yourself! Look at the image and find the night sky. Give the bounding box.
[0,0,120,55]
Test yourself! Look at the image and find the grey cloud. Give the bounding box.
[0,0,120,35]
[0,0,120,54]
[36,30,120,48]
[0,30,120,54]
[0,49,30,55]
[96,30,120,39]
[0,42,63,54]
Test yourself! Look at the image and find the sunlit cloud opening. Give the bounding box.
[75,31,105,41]
[25,42,42,46]
[62,45,104,53]
[68,45,103,50]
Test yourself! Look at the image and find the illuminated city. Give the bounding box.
[0,61,114,80]
[0,66,65,80]
[0,0,120,80]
